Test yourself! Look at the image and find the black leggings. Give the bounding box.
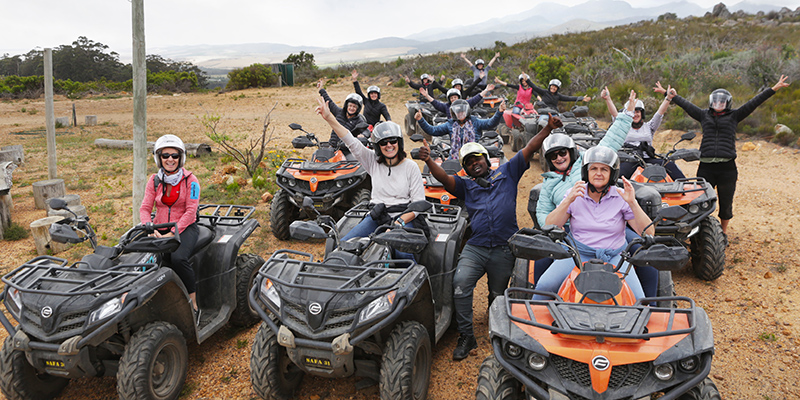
[164,223,199,293]
[696,160,737,220]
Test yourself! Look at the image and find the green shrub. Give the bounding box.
[2,221,29,241]
[226,64,278,90]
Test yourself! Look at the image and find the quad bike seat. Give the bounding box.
[323,250,363,267]
[313,147,337,162]
[196,225,215,249]
[441,160,462,175]
[574,259,623,303]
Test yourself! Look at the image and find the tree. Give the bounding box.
[529,54,575,89]
[283,51,316,69]
[51,36,127,82]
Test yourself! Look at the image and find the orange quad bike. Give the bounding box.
[618,131,725,282]
[408,131,507,208]
[477,206,719,400]
[270,123,371,240]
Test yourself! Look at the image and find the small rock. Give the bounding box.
[764,271,773,279]
[741,142,760,151]
[261,191,273,202]
[222,165,238,174]
[782,329,792,337]
[754,348,764,353]
[225,175,235,186]
[713,374,725,381]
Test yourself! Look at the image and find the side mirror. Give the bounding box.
[48,198,68,211]
[289,123,302,131]
[681,131,696,141]
[289,221,328,240]
[409,134,424,142]
[301,196,319,217]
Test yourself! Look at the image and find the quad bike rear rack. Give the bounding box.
[197,204,255,226]
[503,287,698,341]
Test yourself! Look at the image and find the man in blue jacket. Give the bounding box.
[417,114,562,360]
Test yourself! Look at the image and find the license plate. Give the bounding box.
[303,356,332,369]
[43,360,65,370]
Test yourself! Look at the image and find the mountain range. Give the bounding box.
[149,0,788,71]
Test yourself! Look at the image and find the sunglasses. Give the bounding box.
[378,138,399,146]
[547,149,569,161]
[160,153,181,160]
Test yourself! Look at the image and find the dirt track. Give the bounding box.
[1,80,799,399]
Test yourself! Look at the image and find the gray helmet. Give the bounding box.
[370,121,404,160]
[581,146,620,192]
[344,93,363,115]
[153,134,186,169]
[709,88,732,111]
[450,99,470,121]
[446,88,461,102]
[420,73,431,82]
[367,85,381,100]
[452,78,464,88]
[542,133,578,172]
[475,59,485,66]
[548,79,562,89]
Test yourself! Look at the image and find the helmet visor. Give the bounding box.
[451,103,469,120]
[709,92,730,111]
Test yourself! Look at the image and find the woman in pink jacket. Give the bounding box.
[139,134,201,320]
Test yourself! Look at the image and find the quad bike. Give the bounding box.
[404,97,445,140]
[0,199,263,400]
[249,197,468,400]
[271,122,371,240]
[409,131,507,206]
[477,206,718,400]
[499,103,538,152]
[616,132,725,281]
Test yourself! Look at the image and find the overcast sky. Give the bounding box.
[2,0,798,61]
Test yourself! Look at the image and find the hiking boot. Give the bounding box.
[452,334,477,361]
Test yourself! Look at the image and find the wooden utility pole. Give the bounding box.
[131,0,147,225]
[44,48,57,179]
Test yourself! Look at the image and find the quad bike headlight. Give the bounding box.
[359,290,396,323]
[335,180,344,188]
[504,342,523,359]
[89,293,127,325]
[7,287,22,315]
[688,204,700,214]
[260,279,281,309]
[678,356,700,373]
[527,353,547,371]
[654,363,674,381]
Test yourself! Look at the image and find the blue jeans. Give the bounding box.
[453,244,515,336]
[512,106,522,115]
[533,248,645,300]
[340,215,415,260]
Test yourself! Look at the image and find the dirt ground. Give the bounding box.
[1,80,799,399]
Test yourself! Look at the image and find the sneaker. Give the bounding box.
[452,334,477,361]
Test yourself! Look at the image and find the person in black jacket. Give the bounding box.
[317,79,368,153]
[667,75,789,236]
[528,77,591,127]
[403,73,447,102]
[351,69,391,126]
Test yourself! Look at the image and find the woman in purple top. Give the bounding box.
[533,146,654,300]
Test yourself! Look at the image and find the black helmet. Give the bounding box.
[344,93,363,116]
[581,146,620,193]
[542,133,578,172]
[367,85,381,100]
[709,88,732,112]
[450,99,470,121]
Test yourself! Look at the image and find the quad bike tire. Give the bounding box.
[677,377,722,400]
[117,321,188,400]
[270,189,298,241]
[690,216,725,281]
[379,321,431,400]
[508,258,534,299]
[404,113,417,136]
[353,188,371,207]
[251,321,304,400]
[0,336,69,400]
[230,253,266,328]
[656,270,676,308]
[510,129,526,153]
[475,355,523,400]
[497,124,511,144]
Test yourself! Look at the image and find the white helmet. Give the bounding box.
[548,79,562,89]
[475,59,485,66]
[153,134,186,169]
[452,78,464,88]
[446,88,461,101]
[367,85,381,98]
[459,142,490,171]
[420,73,431,81]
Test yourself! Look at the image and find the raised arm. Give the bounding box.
[600,86,618,118]
[487,51,500,67]
[521,114,560,162]
[494,76,508,87]
[653,81,673,116]
[460,53,473,67]
[316,97,350,139]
